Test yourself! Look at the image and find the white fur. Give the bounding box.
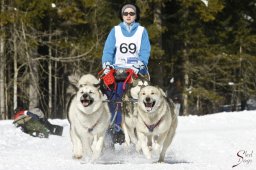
[78,74,99,87]
[122,79,149,147]
[136,85,178,162]
[68,74,111,162]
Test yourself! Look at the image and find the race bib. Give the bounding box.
[114,26,144,67]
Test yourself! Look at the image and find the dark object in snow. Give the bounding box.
[14,115,50,138]
[13,108,63,138]
[246,97,256,110]
[39,118,63,136]
[108,125,125,145]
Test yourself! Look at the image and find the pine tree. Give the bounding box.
[163,0,224,115]
[212,0,256,111]
[8,0,119,118]
[136,0,167,86]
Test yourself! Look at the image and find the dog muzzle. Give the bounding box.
[144,97,156,112]
[80,93,94,107]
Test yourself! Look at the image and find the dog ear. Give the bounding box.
[158,88,167,97]
[68,73,80,85]
[67,73,80,92]
[132,78,139,87]
[138,73,150,82]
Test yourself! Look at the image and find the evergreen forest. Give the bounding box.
[0,0,255,119]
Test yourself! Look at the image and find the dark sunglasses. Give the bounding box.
[123,12,136,16]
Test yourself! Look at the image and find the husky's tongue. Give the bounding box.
[82,100,90,107]
[145,102,153,112]
[80,93,94,107]
[146,106,152,112]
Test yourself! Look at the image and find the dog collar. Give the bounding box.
[143,116,163,132]
[88,119,99,133]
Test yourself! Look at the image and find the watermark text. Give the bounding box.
[232,150,253,168]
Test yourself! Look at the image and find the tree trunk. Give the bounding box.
[0,0,6,119]
[28,60,39,109]
[21,21,39,109]
[182,40,189,116]
[54,53,57,118]
[183,73,189,115]
[181,9,189,116]
[151,2,164,87]
[48,26,53,118]
[13,25,18,112]
[0,36,5,119]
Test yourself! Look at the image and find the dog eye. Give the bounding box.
[151,92,155,95]
[142,92,145,95]
[89,91,93,94]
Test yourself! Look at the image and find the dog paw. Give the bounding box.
[157,156,165,163]
[73,155,83,159]
[80,156,91,164]
[125,141,134,149]
[141,146,152,159]
[153,143,161,154]
[91,151,101,161]
[148,146,153,151]
[145,153,152,160]
[135,143,142,152]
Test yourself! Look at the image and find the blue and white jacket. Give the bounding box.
[102,22,151,68]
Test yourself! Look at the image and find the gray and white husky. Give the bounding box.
[136,85,178,162]
[67,74,111,162]
[122,77,150,147]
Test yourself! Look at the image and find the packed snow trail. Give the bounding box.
[0,110,256,170]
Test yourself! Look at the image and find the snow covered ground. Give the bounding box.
[1,110,255,170]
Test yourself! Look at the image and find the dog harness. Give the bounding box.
[88,119,100,133]
[143,116,163,132]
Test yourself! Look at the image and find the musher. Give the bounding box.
[101,3,151,144]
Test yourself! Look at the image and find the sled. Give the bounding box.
[98,68,150,145]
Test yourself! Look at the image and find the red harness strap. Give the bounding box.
[99,68,138,91]
[122,69,138,90]
[99,69,116,90]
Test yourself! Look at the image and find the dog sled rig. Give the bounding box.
[98,67,150,144]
